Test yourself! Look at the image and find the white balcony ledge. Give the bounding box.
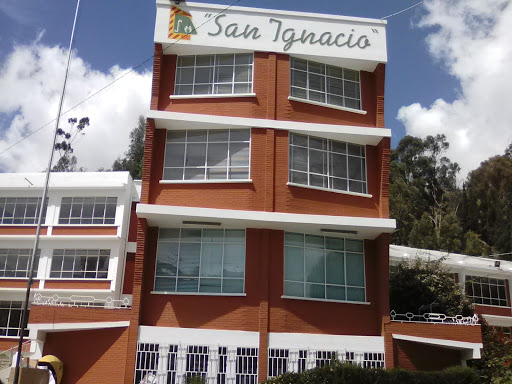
[392,334,483,360]
[136,204,396,240]
[147,110,390,146]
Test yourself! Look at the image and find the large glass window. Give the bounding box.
[465,276,508,307]
[290,57,361,110]
[0,249,40,278]
[289,133,367,194]
[175,54,253,96]
[155,228,246,294]
[283,233,365,302]
[50,249,110,279]
[163,129,250,181]
[0,197,48,225]
[59,197,117,225]
[0,301,28,337]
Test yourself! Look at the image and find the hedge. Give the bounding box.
[264,362,481,384]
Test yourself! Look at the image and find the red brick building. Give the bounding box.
[0,2,489,383]
[133,1,395,382]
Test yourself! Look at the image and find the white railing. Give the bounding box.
[390,310,479,325]
[33,293,131,309]
[0,340,32,371]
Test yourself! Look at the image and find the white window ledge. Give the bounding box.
[281,295,370,305]
[170,93,256,100]
[287,182,372,198]
[288,96,367,115]
[160,179,253,185]
[151,291,247,297]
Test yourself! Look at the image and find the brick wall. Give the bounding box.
[394,340,461,371]
[139,229,389,337]
[474,304,512,317]
[382,321,482,369]
[42,327,129,384]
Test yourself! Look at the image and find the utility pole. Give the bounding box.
[12,1,81,383]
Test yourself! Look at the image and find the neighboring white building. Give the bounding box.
[0,172,139,342]
[390,244,512,335]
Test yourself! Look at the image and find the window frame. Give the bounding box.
[282,232,367,304]
[0,249,40,279]
[0,197,48,225]
[58,196,117,225]
[173,53,255,97]
[288,133,369,196]
[465,275,509,307]
[0,301,28,338]
[154,228,246,295]
[49,249,110,279]
[162,129,251,183]
[289,57,364,113]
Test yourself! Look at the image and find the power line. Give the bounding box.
[0,0,242,158]
[381,1,424,20]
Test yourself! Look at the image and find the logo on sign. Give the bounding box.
[169,6,197,40]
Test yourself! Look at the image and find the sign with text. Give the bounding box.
[155,2,387,67]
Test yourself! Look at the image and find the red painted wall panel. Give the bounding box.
[43,328,129,384]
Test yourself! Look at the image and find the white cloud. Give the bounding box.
[0,42,151,173]
[397,0,512,179]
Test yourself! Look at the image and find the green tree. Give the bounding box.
[389,257,472,316]
[52,117,89,172]
[463,231,491,256]
[390,134,461,248]
[465,148,512,256]
[408,212,438,250]
[471,320,512,384]
[112,115,146,179]
[438,212,463,253]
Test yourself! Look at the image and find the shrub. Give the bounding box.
[264,362,481,384]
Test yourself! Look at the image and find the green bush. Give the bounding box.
[264,362,481,384]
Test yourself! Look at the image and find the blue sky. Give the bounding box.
[0,0,510,177]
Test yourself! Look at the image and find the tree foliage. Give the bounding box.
[464,154,512,257]
[470,320,512,384]
[51,117,89,172]
[264,360,481,384]
[390,134,465,252]
[112,115,146,179]
[389,258,473,316]
[389,134,512,256]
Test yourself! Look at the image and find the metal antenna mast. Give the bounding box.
[13,0,81,382]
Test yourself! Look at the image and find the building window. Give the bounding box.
[289,133,367,194]
[0,197,48,225]
[465,276,508,307]
[175,54,253,96]
[50,249,110,279]
[167,345,179,384]
[135,343,159,384]
[59,197,117,225]
[290,57,361,110]
[0,301,28,337]
[217,347,227,384]
[236,348,258,384]
[163,129,250,181]
[268,349,288,378]
[283,233,365,302]
[0,249,40,278]
[186,346,209,379]
[155,228,246,294]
